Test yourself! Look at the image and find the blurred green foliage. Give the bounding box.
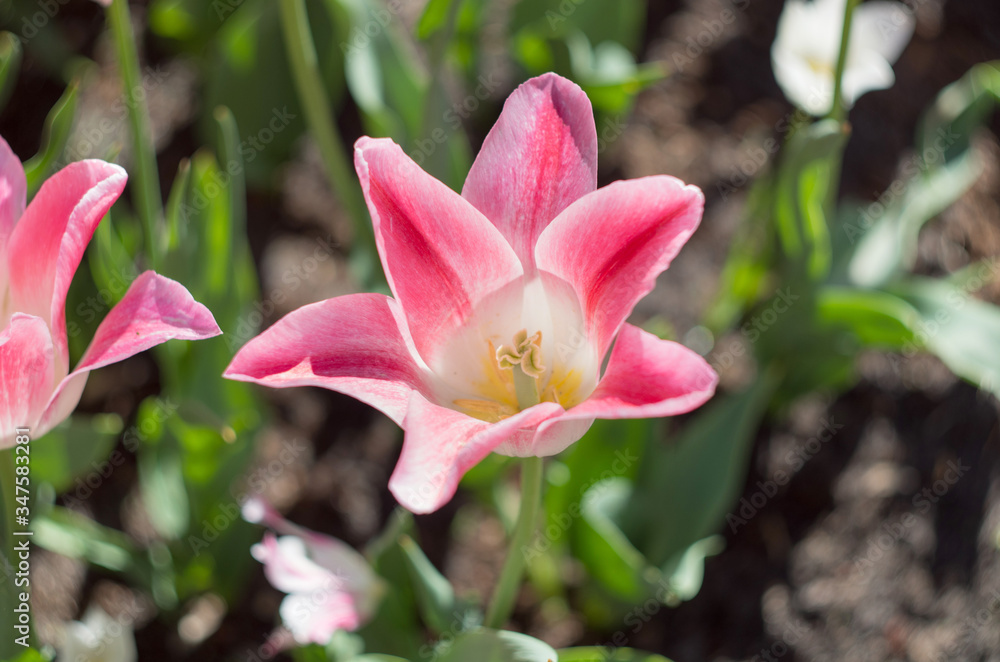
[2,0,999,659]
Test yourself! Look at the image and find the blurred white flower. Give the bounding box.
[243,497,384,645]
[772,0,915,115]
[58,606,137,662]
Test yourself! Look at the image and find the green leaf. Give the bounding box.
[847,61,1000,287]
[816,286,919,349]
[30,415,123,494]
[0,31,22,114]
[33,507,139,573]
[510,0,646,54]
[774,118,848,279]
[576,477,651,601]
[23,78,81,195]
[891,276,1000,400]
[136,398,190,541]
[89,211,138,310]
[398,535,459,634]
[417,0,457,39]
[658,535,724,604]
[434,629,558,662]
[6,648,51,662]
[557,648,674,662]
[357,544,425,660]
[535,418,647,599]
[623,372,779,567]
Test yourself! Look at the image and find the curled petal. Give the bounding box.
[37,271,221,438]
[389,394,562,514]
[279,591,361,645]
[6,160,127,375]
[535,176,704,360]
[252,533,342,596]
[0,315,55,449]
[225,293,432,426]
[541,323,718,429]
[462,73,597,271]
[355,137,523,364]
[0,136,26,261]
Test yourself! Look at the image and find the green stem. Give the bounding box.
[420,0,463,138]
[278,0,379,286]
[823,0,859,217]
[484,457,544,628]
[827,0,860,122]
[107,0,163,269]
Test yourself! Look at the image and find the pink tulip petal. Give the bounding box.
[535,176,704,359]
[280,591,361,645]
[37,271,221,437]
[6,160,127,374]
[389,394,563,514]
[0,136,26,259]
[253,533,342,596]
[0,315,55,448]
[224,293,432,426]
[354,137,523,363]
[540,324,717,430]
[462,73,597,272]
[505,416,595,458]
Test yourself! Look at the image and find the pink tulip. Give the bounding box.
[225,73,718,514]
[0,137,221,448]
[242,498,384,645]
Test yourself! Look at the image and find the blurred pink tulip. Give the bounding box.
[242,498,383,645]
[0,137,221,447]
[225,73,718,514]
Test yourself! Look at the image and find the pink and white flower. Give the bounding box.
[0,137,221,447]
[242,498,383,645]
[224,73,718,514]
[772,0,915,115]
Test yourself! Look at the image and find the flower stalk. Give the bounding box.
[278,0,379,286]
[828,0,861,121]
[107,0,163,268]
[825,0,861,216]
[484,456,544,628]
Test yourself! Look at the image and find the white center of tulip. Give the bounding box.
[435,276,599,423]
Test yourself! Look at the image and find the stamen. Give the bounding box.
[495,329,545,409]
